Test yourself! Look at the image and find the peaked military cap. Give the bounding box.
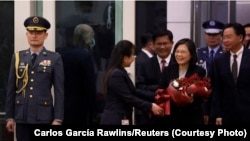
[202,20,225,34]
[24,16,51,31]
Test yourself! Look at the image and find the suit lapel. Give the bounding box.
[208,46,223,69]
[238,48,250,82]
[169,54,176,66]
[223,52,236,84]
[204,48,210,63]
[123,68,136,92]
[151,56,161,75]
[215,46,224,56]
[185,64,197,78]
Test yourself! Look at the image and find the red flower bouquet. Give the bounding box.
[166,83,193,107]
[153,73,212,115]
[154,89,171,115]
[167,73,212,106]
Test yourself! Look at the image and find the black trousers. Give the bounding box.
[16,123,50,141]
[16,123,31,141]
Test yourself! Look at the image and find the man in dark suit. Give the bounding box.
[5,16,64,141]
[197,20,225,125]
[135,32,154,74]
[61,24,97,125]
[243,23,250,49]
[134,32,154,125]
[212,22,250,125]
[135,28,175,125]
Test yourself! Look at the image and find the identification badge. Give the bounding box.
[121,116,129,125]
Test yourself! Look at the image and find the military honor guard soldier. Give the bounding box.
[5,16,64,141]
[197,20,225,74]
[197,20,225,125]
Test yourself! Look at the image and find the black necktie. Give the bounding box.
[232,54,237,83]
[32,53,37,65]
[210,50,214,58]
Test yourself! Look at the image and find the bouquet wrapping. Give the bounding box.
[167,73,212,106]
[166,83,194,107]
[154,89,171,115]
[154,73,212,113]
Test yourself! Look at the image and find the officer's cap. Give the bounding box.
[24,16,51,31]
[202,20,225,34]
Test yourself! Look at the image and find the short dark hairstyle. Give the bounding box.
[223,22,245,42]
[152,28,173,43]
[172,38,198,65]
[243,23,250,28]
[140,32,152,47]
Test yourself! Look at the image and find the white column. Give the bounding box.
[123,0,135,85]
[167,1,191,45]
[15,1,31,52]
[123,0,136,125]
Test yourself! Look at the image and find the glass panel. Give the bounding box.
[55,1,116,118]
[0,1,14,140]
[0,1,14,113]
[135,1,166,55]
[236,1,250,25]
[194,0,250,46]
[193,1,228,48]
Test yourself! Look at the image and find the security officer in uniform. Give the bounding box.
[5,16,64,141]
[197,20,225,125]
[197,20,225,74]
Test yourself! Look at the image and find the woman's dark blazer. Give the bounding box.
[100,68,152,125]
[158,63,206,125]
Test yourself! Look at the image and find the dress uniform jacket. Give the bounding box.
[100,68,152,125]
[5,47,64,124]
[212,47,250,125]
[197,45,224,75]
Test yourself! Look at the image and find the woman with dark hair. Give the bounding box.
[158,38,206,126]
[100,40,164,125]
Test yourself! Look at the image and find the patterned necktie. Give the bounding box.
[161,59,166,72]
[32,53,37,65]
[210,50,214,58]
[232,54,237,83]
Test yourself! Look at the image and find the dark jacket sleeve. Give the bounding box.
[52,54,64,121]
[109,69,152,112]
[5,54,16,119]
